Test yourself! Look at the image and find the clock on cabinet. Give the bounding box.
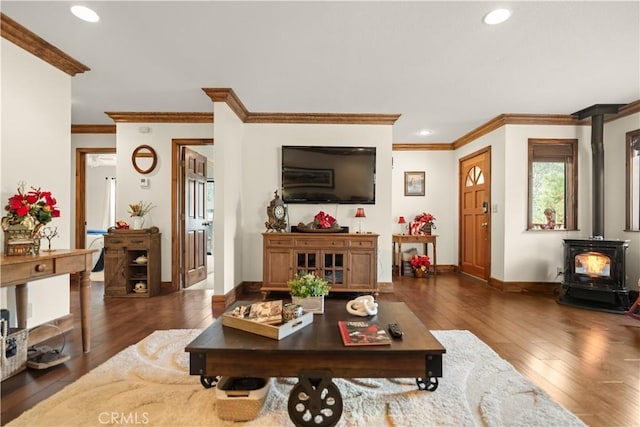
[265,190,288,232]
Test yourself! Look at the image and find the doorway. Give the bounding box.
[75,148,117,274]
[458,147,491,280]
[171,139,214,290]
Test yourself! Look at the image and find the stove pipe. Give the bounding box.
[591,113,605,238]
[572,104,623,238]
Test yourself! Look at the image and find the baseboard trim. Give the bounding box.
[489,277,560,294]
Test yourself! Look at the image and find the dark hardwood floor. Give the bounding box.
[2,273,639,426]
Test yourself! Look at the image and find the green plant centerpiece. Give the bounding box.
[287,272,331,314]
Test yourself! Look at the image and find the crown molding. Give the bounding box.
[104,112,213,123]
[246,112,401,125]
[203,87,400,125]
[392,143,453,151]
[202,88,249,122]
[609,99,640,121]
[71,124,116,134]
[452,114,581,149]
[0,13,90,76]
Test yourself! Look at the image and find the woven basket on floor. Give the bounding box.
[1,319,28,381]
[216,377,271,421]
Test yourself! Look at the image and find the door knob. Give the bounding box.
[481,222,488,227]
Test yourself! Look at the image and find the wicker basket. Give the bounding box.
[216,377,271,421]
[1,319,28,381]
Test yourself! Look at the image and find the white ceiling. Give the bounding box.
[2,1,639,143]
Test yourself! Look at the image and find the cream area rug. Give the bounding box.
[8,329,585,427]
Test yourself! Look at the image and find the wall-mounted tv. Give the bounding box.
[282,146,376,204]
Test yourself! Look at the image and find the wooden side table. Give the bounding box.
[0,249,96,352]
[392,234,437,276]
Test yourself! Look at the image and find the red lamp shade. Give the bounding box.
[355,208,366,218]
[398,216,406,224]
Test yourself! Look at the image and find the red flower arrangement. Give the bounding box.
[313,211,337,229]
[410,254,431,271]
[414,212,436,228]
[2,183,60,233]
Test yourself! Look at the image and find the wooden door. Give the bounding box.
[183,147,208,287]
[459,148,491,280]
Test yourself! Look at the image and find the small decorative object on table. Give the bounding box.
[39,226,59,251]
[411,254,431,278]
[128,200,155,229]
[410,212,436,235]
[287,272,331,314]
[296,211,340,233]
[2,182,60,256]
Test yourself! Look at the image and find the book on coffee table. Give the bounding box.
[338,321,391,346]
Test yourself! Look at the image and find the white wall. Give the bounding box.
[115,123,212,283]
[502,125,590,282]
[391,150,457,267]
[241,123,394,284]
[1,39,72,327]
[604,112,640,290]
[212,103,245,295]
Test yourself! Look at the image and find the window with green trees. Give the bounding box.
[528,139,578,230]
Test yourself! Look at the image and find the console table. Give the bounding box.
[392,234,437,276]
[0,249,96,353]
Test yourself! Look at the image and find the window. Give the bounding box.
[627,129,640,231]
[528,139,578,230]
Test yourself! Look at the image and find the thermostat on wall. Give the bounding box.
[140,177,150,188]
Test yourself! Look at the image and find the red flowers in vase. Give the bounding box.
[2,183,60,233]
[414,212,436,228]
[313,211,337,229]
[410,254,431,271]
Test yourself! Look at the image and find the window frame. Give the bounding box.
[527,138,578,230]
[626,128,640,231]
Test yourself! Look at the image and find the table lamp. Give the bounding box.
[355,208,366,233]
[398,216,406,234]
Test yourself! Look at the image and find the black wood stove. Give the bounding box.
[559,238,630,312]
[557,104,631,313]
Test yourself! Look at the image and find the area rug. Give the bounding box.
[8,329,585,427]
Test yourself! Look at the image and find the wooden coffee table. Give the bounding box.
[186,300,445,426]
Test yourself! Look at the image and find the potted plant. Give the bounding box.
[287,272,331,314]
[410,255,431,278]
[128,200,155,229]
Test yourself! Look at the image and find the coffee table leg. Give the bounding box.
[287,370,343,427]
[416,377,439,391]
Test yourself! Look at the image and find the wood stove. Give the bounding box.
[558,238,630,312]
[556,104,631,313]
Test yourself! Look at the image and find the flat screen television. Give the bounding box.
[281,146,376,204]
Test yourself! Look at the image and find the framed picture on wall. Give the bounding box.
[404,171,425,196]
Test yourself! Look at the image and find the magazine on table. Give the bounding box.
[338,320,391,346]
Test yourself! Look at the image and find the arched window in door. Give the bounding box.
[465,166,485,187]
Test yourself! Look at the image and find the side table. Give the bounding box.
[392,234,437,276]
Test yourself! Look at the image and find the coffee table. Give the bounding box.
[186,300,445,426]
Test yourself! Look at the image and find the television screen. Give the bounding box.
[281,146,376,204]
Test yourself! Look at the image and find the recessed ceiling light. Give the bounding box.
[483,8,511,25]
[418,129,431,136]
[71,5,100,23]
